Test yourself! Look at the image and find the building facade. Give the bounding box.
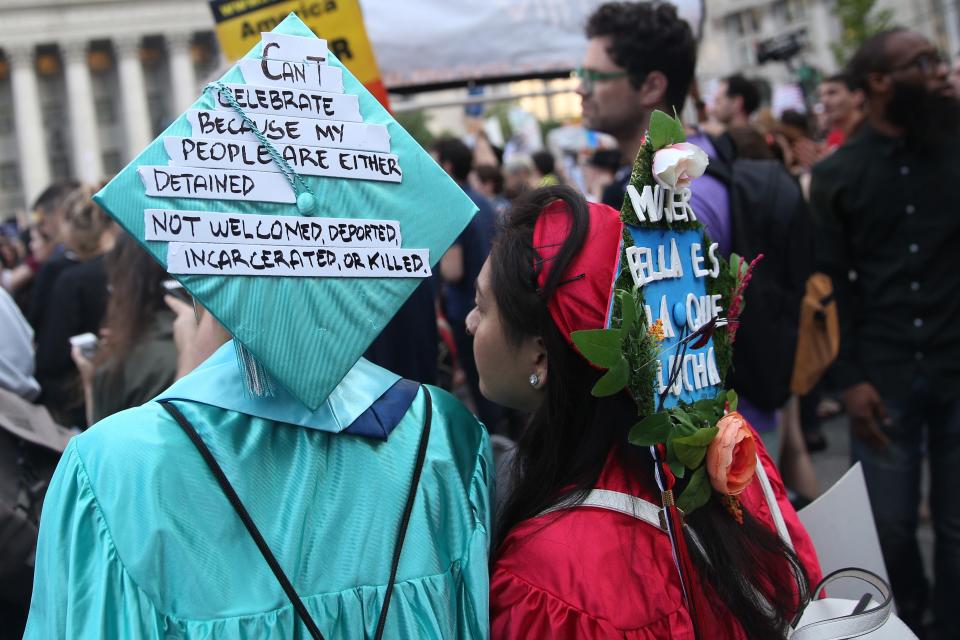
[698,0,960,92]
[1,0,958,214]
[0,0,221,214]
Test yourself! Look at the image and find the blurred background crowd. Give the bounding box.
[2,0,960,638]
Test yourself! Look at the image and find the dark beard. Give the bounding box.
[887,80,960,148]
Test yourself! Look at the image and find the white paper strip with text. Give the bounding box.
[186,109,390,152]
[139,166,295,203]
[164,137,403,183]
[145,209,402,248]
[238,58,344,93]
[167,242,430,278]
[213,83,362,122]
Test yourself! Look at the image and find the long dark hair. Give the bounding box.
[491,185,810,639]
[96,233,169,371]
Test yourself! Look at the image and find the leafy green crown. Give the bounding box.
[569,110,749,514]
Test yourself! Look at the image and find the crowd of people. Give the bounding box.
[1,1,958,638]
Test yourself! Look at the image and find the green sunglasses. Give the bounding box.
[573,67,629,92]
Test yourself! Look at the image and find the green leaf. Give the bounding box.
[628,412,672,446]
[618,290,637,334]
[676,466,711,514]
[671,411,697,435]
[693,397,721,416]
[571,328,623,368]
[672,439,708,469]
[668,456,686,479]
[674,426,719,447]
[648,109,685,150]
[671,108,687,144]
[729,253,744,278]
[591,357,628,397]
[726,389,739,412]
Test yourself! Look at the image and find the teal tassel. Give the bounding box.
[234,342,274,398]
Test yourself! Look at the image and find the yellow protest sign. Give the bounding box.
[208,0,389,108]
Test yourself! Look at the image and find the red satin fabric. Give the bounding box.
[490,433,823,639]
[532,199,623,346]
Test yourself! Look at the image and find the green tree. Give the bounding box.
[831,0,895,66]
[393,109,435,149]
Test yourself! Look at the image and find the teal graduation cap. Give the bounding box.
[94,13,477,411]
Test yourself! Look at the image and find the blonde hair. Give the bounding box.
[61,183,113,259]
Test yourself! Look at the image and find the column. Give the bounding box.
[8,45,51,208]
[943,0,960,61]
[167,33,197,113]
[62,40,104,184]
[114,35,152,159]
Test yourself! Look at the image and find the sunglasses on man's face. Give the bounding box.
[573,67,629,93]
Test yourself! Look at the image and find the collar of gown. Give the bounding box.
[155,341,419,441]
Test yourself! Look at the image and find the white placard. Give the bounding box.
[167,242,430,278]
[213,83,362,122]
[145,209,402,248]
[261,32,328,64]
[798,463,891,600]
[239,58,344,93]
[186,109,390,152]
[138,166,295,203]
[164,137,403,183]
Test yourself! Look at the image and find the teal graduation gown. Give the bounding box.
[24,342,493,638]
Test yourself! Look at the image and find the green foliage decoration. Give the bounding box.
[572,109,753,515]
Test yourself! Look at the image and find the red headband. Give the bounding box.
[533,199,624,349]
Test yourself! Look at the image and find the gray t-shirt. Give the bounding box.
[0,288,40,400]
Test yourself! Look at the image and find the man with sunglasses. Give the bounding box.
[812,29,960,639]
[577,2,809,445]
[577,2,730,256]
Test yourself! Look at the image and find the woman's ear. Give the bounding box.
[528,335,548,388]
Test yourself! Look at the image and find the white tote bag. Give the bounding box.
[751,460,917,639]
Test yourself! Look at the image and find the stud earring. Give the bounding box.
[529,373,540,387]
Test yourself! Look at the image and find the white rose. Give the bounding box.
[651,142,709,190]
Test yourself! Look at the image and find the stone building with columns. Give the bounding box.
[0,0,223,214]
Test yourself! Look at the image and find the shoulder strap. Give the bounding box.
[374,386,432,639]
[160,400,325,640]
[754,453,794,551]
[573,489,667,531]
[160,388,433,640]
[791,568,895,639]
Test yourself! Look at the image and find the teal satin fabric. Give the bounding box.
[25,385,492,638]
[154,342,403,434]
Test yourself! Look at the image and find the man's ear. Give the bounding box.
[640,70,669,109]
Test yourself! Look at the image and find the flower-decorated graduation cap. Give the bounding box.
[94,13,477,411]
[568,111,760,516]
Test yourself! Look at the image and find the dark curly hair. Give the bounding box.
[586,1,697,113]
[724,73,761,115]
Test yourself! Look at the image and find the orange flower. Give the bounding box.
[649,319,665,342]
[706,412,757,496]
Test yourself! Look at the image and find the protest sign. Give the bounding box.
[209,0,390,107]
[94,13,477,410]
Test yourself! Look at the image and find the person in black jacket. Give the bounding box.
[34,185,115,427]
[811,29,960,638]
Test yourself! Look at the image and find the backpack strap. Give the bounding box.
[159,388,433,640]
[160,400,325,640]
